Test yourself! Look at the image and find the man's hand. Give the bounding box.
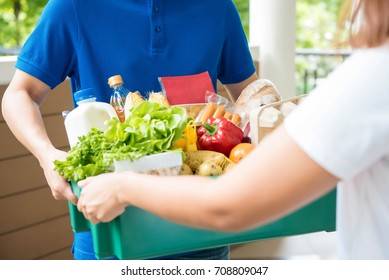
[40,148,78,205]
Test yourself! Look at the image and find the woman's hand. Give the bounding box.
[77,173,128,224]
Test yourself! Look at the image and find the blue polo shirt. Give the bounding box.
[17,0,255,102]
[16,0,255,260]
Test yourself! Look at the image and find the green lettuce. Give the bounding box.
[54,101,188,182]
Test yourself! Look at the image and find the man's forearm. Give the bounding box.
[2,87,55,163]
[224,73,258,102]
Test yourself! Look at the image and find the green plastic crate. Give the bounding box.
[69,181,336,259]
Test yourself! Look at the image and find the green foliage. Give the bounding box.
[296,0,344,49]
[0,0,48,47]
[233,0,250,40]
[295,0,348,94]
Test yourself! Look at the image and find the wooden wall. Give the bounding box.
[0,80,74,260]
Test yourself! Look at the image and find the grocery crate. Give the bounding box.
[68,93,337,259]
[69,181,335,260]
[250,94,307,145]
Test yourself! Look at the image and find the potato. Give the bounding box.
[196,161,223,176]
[179,163,194,175]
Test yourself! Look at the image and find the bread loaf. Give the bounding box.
[232,79,281,129]
[234,79,281,113]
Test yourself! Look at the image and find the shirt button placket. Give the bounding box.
[151,0,164,51]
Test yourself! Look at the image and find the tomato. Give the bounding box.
[229,143,255,163]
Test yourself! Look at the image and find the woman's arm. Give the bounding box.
[77,125,338,231]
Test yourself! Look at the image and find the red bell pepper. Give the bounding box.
[197,117,243,156]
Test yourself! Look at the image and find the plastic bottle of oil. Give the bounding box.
[64,88,118,147]
[108,75,129,123]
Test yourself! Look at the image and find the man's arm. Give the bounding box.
[223,73,259,102]
[1,69,77,205]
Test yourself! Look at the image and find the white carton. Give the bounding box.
[114,151,183,175]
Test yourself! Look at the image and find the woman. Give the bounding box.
[77,0,389,259]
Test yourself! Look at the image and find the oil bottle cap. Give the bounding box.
[74,88,96,104]
[108,75,124,87]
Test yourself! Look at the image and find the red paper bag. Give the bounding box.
[158,71,215,105]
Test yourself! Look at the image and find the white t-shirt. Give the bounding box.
[284,42,389,259]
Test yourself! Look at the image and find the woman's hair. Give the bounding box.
[342,0,389,48]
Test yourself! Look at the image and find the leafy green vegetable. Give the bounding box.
[54,101,188,182]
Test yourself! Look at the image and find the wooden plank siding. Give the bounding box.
[0,154,49,197]
[0,80,74,260]
[0,216,73,260]
[0,187,69,235]
[0,114,70,160]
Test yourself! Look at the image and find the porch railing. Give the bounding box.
[296,48,351,95]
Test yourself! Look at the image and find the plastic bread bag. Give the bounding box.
[204,90,235,112]
[194,91,237,124]
[232,79,282,130]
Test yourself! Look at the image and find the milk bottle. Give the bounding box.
[64,88,118,147]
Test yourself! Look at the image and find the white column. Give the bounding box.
[0,56,17,85]
[249,0,296,98]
